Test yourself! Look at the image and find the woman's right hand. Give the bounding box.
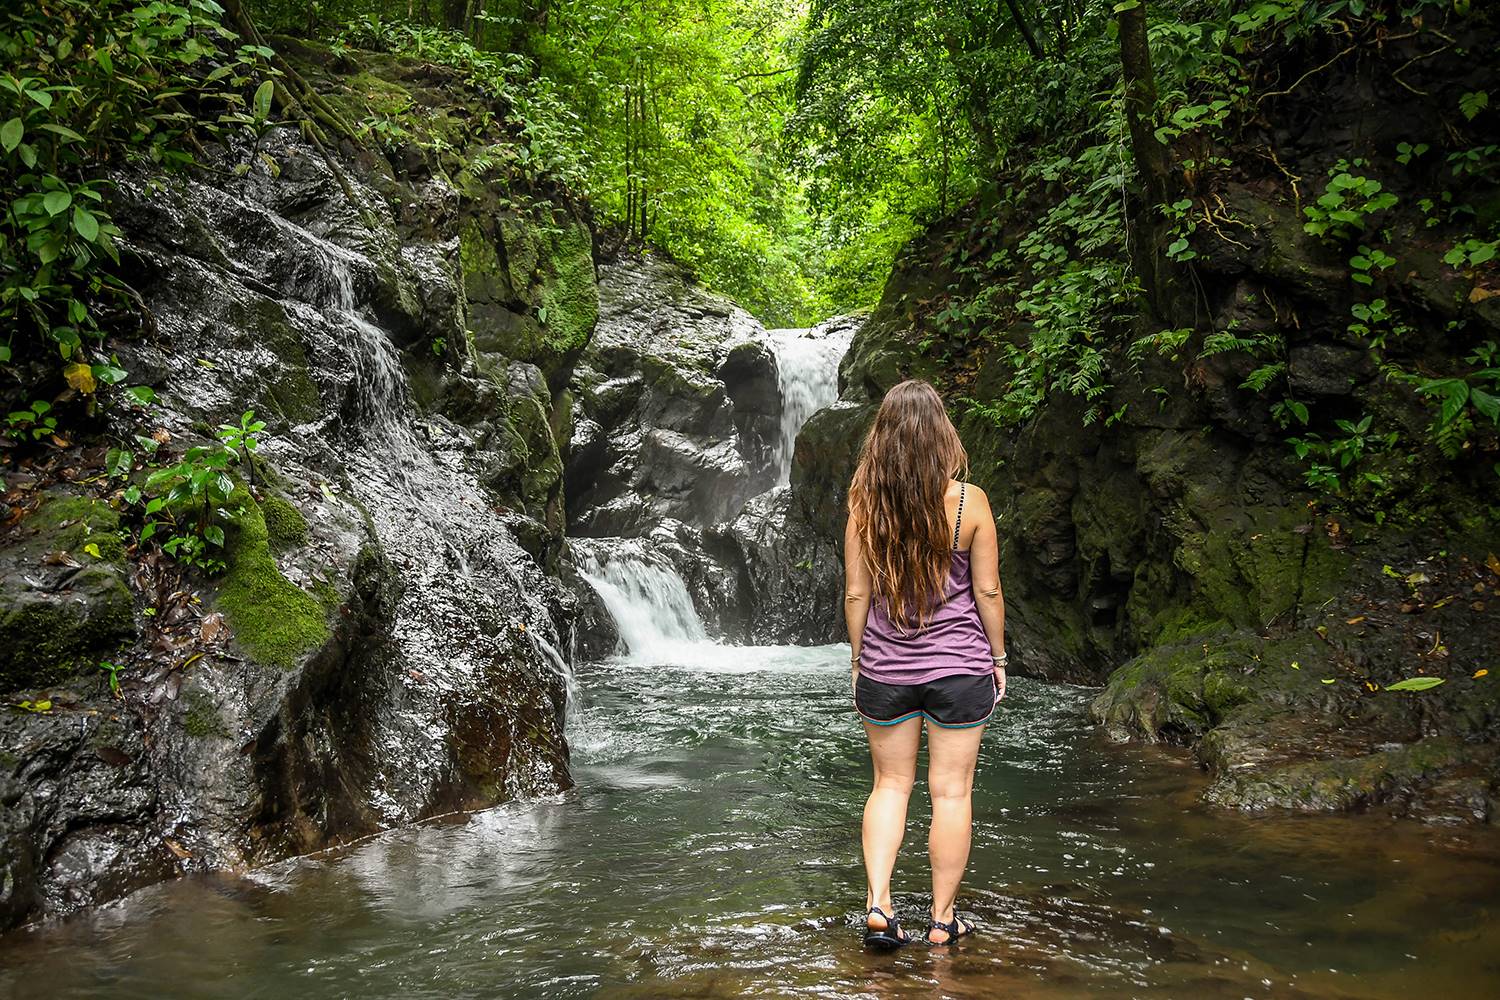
[993,666,1007,701]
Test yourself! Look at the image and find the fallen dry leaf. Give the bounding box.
[199,613,226,643]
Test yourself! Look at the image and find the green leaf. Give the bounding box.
[253,79,274,121]
[1385,677,1446,692]
[0,117,21,152]
[1471,387,1500,423]
[42,190,71,216]
[38,123,85,143]
[72,205,99,241]
[204,525,226,547]
[91,363,128,385]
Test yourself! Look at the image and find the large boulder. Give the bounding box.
[565,253,781,536]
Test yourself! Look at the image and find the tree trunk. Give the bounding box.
[1001,0,1044,59]
[1117,0,1174,313]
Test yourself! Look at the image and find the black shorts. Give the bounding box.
[854,672,998,729]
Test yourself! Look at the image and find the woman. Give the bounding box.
[844,379,1006,950]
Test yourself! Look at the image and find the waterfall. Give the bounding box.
[767,322,854,486]
[572,538,707,661]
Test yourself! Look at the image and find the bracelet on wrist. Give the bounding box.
[992,652,1008,667]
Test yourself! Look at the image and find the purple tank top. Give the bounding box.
[857,487,994,686]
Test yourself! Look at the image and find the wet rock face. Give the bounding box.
[1,116,579,927]
[706,400,876,644]
[0,491,133,692]
[565,254,781,537]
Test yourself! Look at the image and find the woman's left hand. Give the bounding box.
[993,666,1007,701]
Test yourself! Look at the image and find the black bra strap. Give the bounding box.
[953,482,965,549]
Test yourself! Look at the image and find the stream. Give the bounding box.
[4,631,1499,997]
[4,239,1499,995]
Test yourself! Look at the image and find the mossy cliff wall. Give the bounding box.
[782,20,1500,822]
[0,40,595,929]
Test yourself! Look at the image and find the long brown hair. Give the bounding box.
[848,379,969,629]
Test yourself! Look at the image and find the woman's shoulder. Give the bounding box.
[949,479,989,503]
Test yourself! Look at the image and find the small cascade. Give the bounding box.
[766,322,854,486]
[572,538,708,661]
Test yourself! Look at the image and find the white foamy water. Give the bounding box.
[572,537,708,662]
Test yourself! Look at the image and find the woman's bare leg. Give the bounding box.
[925,721,985,940]
[862,716,921,929]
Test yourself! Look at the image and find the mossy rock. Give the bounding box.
[214,488,329,670]
[1091,630,1326,743]
[225,296,321,426]
[0,491,134,692]
[181,689,230,740]
[533,219,598,371]
[1203,736,1482,813]
[260,494,309,552]
[462,212,597,383]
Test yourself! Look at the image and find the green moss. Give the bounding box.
[0,583,131,691]
[1150,605,1227,644]
[182,689,230,739]
[346,71,412,115]
[2,493,134,691]
[29,494,126,562]
[260,494,309,552]
[533,219,598,361]
[460,218,512,301]
[309,576,342,612]
[215,487,329,670]
[465,214,597,379]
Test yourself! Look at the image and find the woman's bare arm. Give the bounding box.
[967,487,1008,698]
[844,516,874,685]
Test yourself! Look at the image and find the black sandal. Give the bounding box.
[863,905,909,951]
[926,910,975,945]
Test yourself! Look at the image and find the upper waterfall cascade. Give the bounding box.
[766,323,855,487]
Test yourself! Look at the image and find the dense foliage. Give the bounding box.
[251,0,822,323]
[1,0,280,571]
[1,0,271,394]
[798,0,1498,517]
[3,0,1496,522]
